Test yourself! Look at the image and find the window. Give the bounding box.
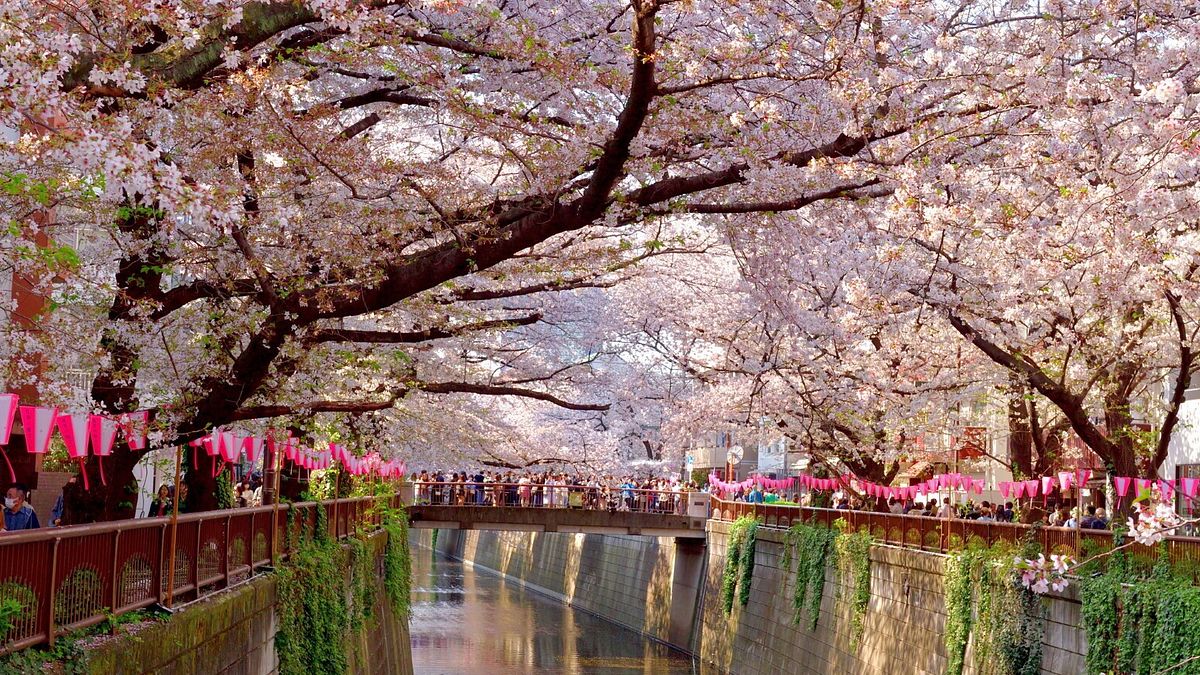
[1176,463,1200,519]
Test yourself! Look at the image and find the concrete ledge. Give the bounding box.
[409,505,707,538]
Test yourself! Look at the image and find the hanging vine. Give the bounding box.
[944,544,1046,675]
[785,521,835,630]
[275,504,393,675]
[722,516,759,615]
[944,548,979,675]
[1080,569,1120,675]
[834,528,873,650]
[215,470,234,509]
[381,501,413,619]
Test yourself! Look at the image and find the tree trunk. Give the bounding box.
[1007,376,1033,479]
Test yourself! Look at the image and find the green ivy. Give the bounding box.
[738,518,758,607]
[1080,570,1120,674]
[834,528,872,650]
[274,504,387,675]
[944,548,981,675]
[944,544,1045,675]
[783,521,834,630]
[1089,575,1200,675]
[381,501,413,620]
[215,470,234,510]
[0,597,19,643]
[721,516,759,615]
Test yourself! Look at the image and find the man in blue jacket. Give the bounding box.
[3,483,40,532]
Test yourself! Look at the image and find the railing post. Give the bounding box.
[222,514,231,589]
[45,537,60,647]
[110,530,121,622]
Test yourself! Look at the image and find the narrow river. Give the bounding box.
[409,547,699,674]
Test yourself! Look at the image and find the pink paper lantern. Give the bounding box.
[0,394,17,444]
[56,413,90,459]
[1023,479,1039,497]
[1113,476,1133,497]
[20,405,59,454]
[88,415,118,456]
[243,436,264,464]
[218,431,241,463]
[1057,471,1073,492]
[1181,477,1199,498]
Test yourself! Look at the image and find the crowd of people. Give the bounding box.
[1,471,269,533]
[719,482,1115,529]
[412,470,700,515]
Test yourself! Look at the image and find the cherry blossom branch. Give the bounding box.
[310,313,543,344]
[418,382,610,411]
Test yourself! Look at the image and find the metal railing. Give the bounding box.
[0,494,401,656]
[412,481,692,515]
[710,496,1200,570]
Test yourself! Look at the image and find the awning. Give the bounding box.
[897,461,932,479]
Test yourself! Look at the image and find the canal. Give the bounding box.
[409,547,699,674]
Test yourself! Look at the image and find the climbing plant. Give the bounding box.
[738,517,758,607]
[944,544,1046,675]
[0,597,20,643]
[1080,569,1121,675]
[833,527,872,650]
[944,548,981,675]
[1082,572,1200,675]
[215,470,234,510]
[381,501,413,620]
[721,516,759,615]
[275,504,383,675]
[783,521,835,630]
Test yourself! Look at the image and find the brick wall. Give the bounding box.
[701,521,1086,675]
[29,471,72,525]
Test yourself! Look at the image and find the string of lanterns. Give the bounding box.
[0,393,405,487]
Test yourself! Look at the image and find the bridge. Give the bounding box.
[405,482,709,539]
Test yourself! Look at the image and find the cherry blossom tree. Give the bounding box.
[2,0,1197,520]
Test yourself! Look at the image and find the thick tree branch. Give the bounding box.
[230,397,397,421]
[311,313,542,344]
[1155,291,1194,470]
[419,381,610,411]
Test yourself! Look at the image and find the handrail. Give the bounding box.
[0,493,401,656]
[410,481,692,515]
[707,495,1200,567]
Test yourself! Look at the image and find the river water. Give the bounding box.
[409,548,699,674]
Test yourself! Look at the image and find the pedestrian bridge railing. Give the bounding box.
[410,481,698,516]
[0,494,400,656]
[711,496,1200,570]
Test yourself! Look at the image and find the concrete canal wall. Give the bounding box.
[423,523,1090,675]
[418,528,706,654]
[701,520,1086,675]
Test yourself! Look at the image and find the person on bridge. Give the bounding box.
[2,483,40,532]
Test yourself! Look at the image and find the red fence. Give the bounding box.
[710,497,1200,569]
[0,495,400,656]
[412,481,690,515]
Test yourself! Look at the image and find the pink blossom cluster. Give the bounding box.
[1128,499,1185,547]
[1014,554,1072,595]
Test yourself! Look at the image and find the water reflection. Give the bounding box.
[410,548,698,674]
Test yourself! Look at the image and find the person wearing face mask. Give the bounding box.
[2,483,40,532]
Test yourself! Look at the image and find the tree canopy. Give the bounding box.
[1,0,1198,516]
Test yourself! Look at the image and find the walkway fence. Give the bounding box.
[711,496,1200,570]
[412,481,691,515]
[0,495,401,656]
